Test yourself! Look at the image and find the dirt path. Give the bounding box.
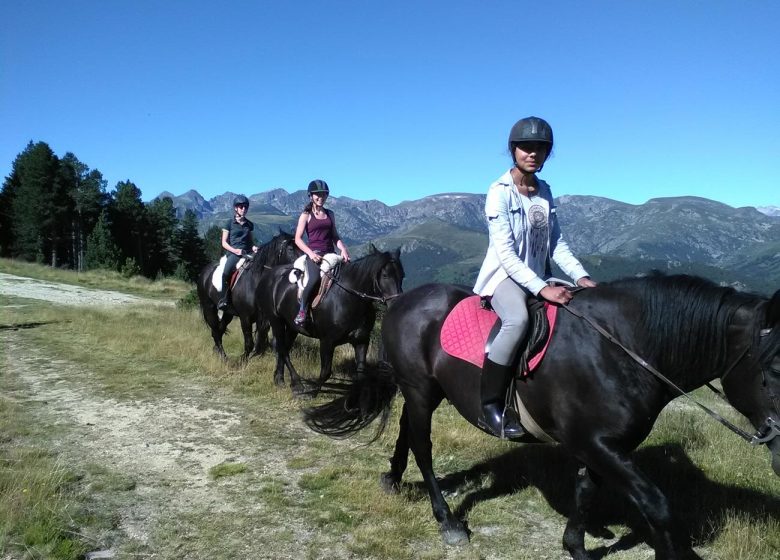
[0,276,364,559]
[0,272,172,307]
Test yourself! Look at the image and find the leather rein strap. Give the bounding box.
[563,301,775,445]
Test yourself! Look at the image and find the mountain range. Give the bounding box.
[157,189,780,294]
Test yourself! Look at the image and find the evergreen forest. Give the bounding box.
[0,141,215,282]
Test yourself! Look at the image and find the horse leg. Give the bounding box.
[577,445,693,560]
[404,392,468,546]
[276,326,305,396]
[380,403,409,494]
[252,317,270,356]
[317,339,336,388]
[562,466,612,560]
[239,317,255,361]
[269,317,288,387]
[352,341,368,379]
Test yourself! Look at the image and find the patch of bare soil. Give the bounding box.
[0,273,172,307]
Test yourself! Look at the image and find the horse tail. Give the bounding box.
[302,361,398,442]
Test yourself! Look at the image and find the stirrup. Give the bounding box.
[478,403,525,439]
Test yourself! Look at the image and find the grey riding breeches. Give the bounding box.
[486,277,530,366]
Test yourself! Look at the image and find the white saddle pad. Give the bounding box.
[211,255,247,291]
[288,253,343,288]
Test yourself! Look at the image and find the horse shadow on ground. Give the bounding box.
[404,443,779,557]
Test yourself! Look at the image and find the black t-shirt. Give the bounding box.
[223,218,254,252]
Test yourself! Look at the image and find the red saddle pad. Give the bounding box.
[440,295,557,373]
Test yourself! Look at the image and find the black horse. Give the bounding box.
[256,245,404,395]
[197,231,300,359]
[304,275,780,559]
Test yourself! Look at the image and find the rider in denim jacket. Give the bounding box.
[473,116,597,439]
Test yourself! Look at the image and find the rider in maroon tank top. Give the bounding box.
[293,180,351,326]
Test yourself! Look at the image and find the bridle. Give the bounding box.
[320,259,403,306]
[564,302,780,447]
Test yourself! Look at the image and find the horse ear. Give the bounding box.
[393,247,401,260]
[369,243,378,254]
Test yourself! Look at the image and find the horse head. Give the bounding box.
[721,288,780,475]
[256,230,300,269]
[373,247,404,301]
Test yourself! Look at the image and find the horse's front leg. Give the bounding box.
[268,318,288,387]
[239,316,255,361]
[576,445,693,560]
[317,339,336,388]
[404,391,467,546]
[563,466,612,560]
[280,330,306,397]
[380,403,409,494]
[252,316,270,356]
[352,341,368,379]
[215,312,234,360]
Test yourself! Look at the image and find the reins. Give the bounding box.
[563,300,779,446]
[320,266,401,305]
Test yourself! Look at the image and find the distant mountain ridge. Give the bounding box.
[157,189,780,293]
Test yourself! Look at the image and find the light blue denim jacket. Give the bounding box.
[473,170,588,296]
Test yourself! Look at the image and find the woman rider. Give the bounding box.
[473,116,597,438]
[293,179,351,326]
[218,194,258,310]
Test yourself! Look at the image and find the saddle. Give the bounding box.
[440,295,557,376]
[210,255,249,292]
[288,253,343,308]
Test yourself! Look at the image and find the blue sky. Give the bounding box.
[2,1,778,209]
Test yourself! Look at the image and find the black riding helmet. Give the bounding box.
[233,194,249,207]
[307,179,329,195]
[508,116,554,167]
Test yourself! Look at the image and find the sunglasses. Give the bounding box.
[235,204,248,209]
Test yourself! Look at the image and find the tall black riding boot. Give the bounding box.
[478,357,525,439]
[217,286,229,310]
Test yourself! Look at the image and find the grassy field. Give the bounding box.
[1,263,778,559]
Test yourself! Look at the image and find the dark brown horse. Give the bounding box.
[304,275,780,559]
[197,231,299,359]
[256,245,404,395]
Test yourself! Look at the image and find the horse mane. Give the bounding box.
[252,230,295,270]
[341,250,394,285]
[610,273,765,377]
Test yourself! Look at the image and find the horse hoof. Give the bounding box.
[440,524,468,546]
[291,385,314,399]
[379,472,400,494]
[274,375,285,387]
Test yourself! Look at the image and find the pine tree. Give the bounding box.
[203,224,224,263]
[175,209,208,282]
[146,196,178,277]
[85,210,119,270]
[109,180,146,272]
[9,141,60,262]
[60,153,108,271]
[0,161,20,257]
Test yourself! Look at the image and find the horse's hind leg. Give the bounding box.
[404,391,468,546]
[380,403,409,493]
[563,466,612,560]
[203,302,229,359]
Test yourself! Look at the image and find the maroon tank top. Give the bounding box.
[306,210,335,253]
